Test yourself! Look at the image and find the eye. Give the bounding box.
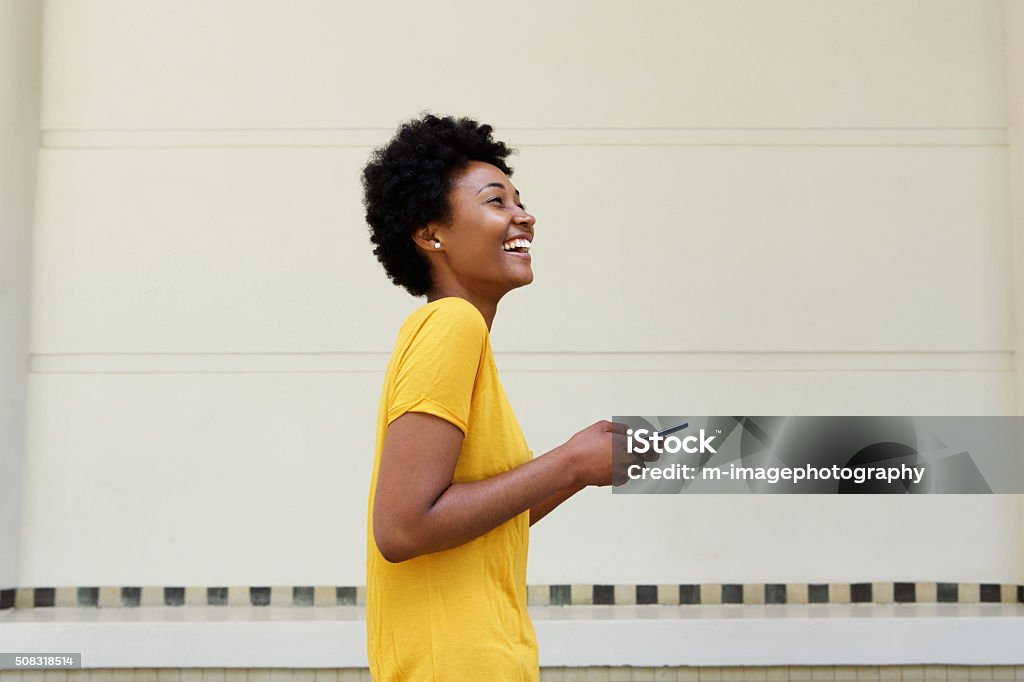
[488,196,527,211]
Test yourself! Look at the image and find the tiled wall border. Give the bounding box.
[1,582,1022,610]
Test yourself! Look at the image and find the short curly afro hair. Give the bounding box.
[361,113,515,297]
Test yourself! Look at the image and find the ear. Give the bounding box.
[411,225,440,253]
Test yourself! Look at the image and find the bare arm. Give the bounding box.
[529,483,586,526]
[373,414,624,563]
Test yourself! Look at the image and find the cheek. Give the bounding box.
[458,239,497,258]
[450,241,502,272]
[460,231,504,261]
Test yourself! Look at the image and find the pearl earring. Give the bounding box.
[433,242,441,249]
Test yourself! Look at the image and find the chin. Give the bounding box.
[513,273,534,288]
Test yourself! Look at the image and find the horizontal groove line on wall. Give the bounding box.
[39,127,1008,149]
[28,351,1014,374]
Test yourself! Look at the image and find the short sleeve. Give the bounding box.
[386,299,488,435]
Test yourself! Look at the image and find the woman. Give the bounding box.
[361,113,634,681]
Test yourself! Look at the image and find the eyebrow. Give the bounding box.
[476,182,520,197]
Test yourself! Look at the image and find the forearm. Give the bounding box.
[392,446,578,560]
[529,482,585,526]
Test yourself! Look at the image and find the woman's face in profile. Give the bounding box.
[433,160,537,298]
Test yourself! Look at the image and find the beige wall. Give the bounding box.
[0,0,41,590]
[1008,2,1024,426]
[13,0,1022,588]
[1006,0,1024,577]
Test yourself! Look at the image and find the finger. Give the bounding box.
[614,459,641,484]
[610,432,626,464]
[606,421,630,435]
[640,449,660,462]
[614,459,643,487]
[611,431,658,461]
[610,433,630,464]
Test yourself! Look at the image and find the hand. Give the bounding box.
[562,420,660,487]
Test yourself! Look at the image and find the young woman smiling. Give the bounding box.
[361,113,638,681]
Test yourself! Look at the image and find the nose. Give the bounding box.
[515,208,536,229]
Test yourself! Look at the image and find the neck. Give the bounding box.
[426,287,499,332]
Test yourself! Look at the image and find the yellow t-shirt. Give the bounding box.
[366,296,539,681]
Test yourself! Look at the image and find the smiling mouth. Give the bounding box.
[501,238,532,255]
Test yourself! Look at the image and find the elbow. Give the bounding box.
[376,537,411,564]
[373,522,418,564]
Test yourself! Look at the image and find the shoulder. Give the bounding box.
[409,297,488,337]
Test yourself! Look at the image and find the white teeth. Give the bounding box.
[502,238,532,252]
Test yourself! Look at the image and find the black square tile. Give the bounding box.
[721,584,743,604]
[250,587,271,606]
[765,584,787,604]
[293,586,314,606]
[679,584,700,605]
[549,585,571,605]
[207,587,228,605]
[980,584,1001,603]
[78,587,99,607]
[121,587,141,607]
[164,587,185,606]
[336,586,357,605]
[894,582,915,603]
[636,585,657,605]
[593,585,614,605]
[0,589,14,610]
[850,583,872,603]
[34,588,55,607]
[808,584,829,603]
[936,583,958,603]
